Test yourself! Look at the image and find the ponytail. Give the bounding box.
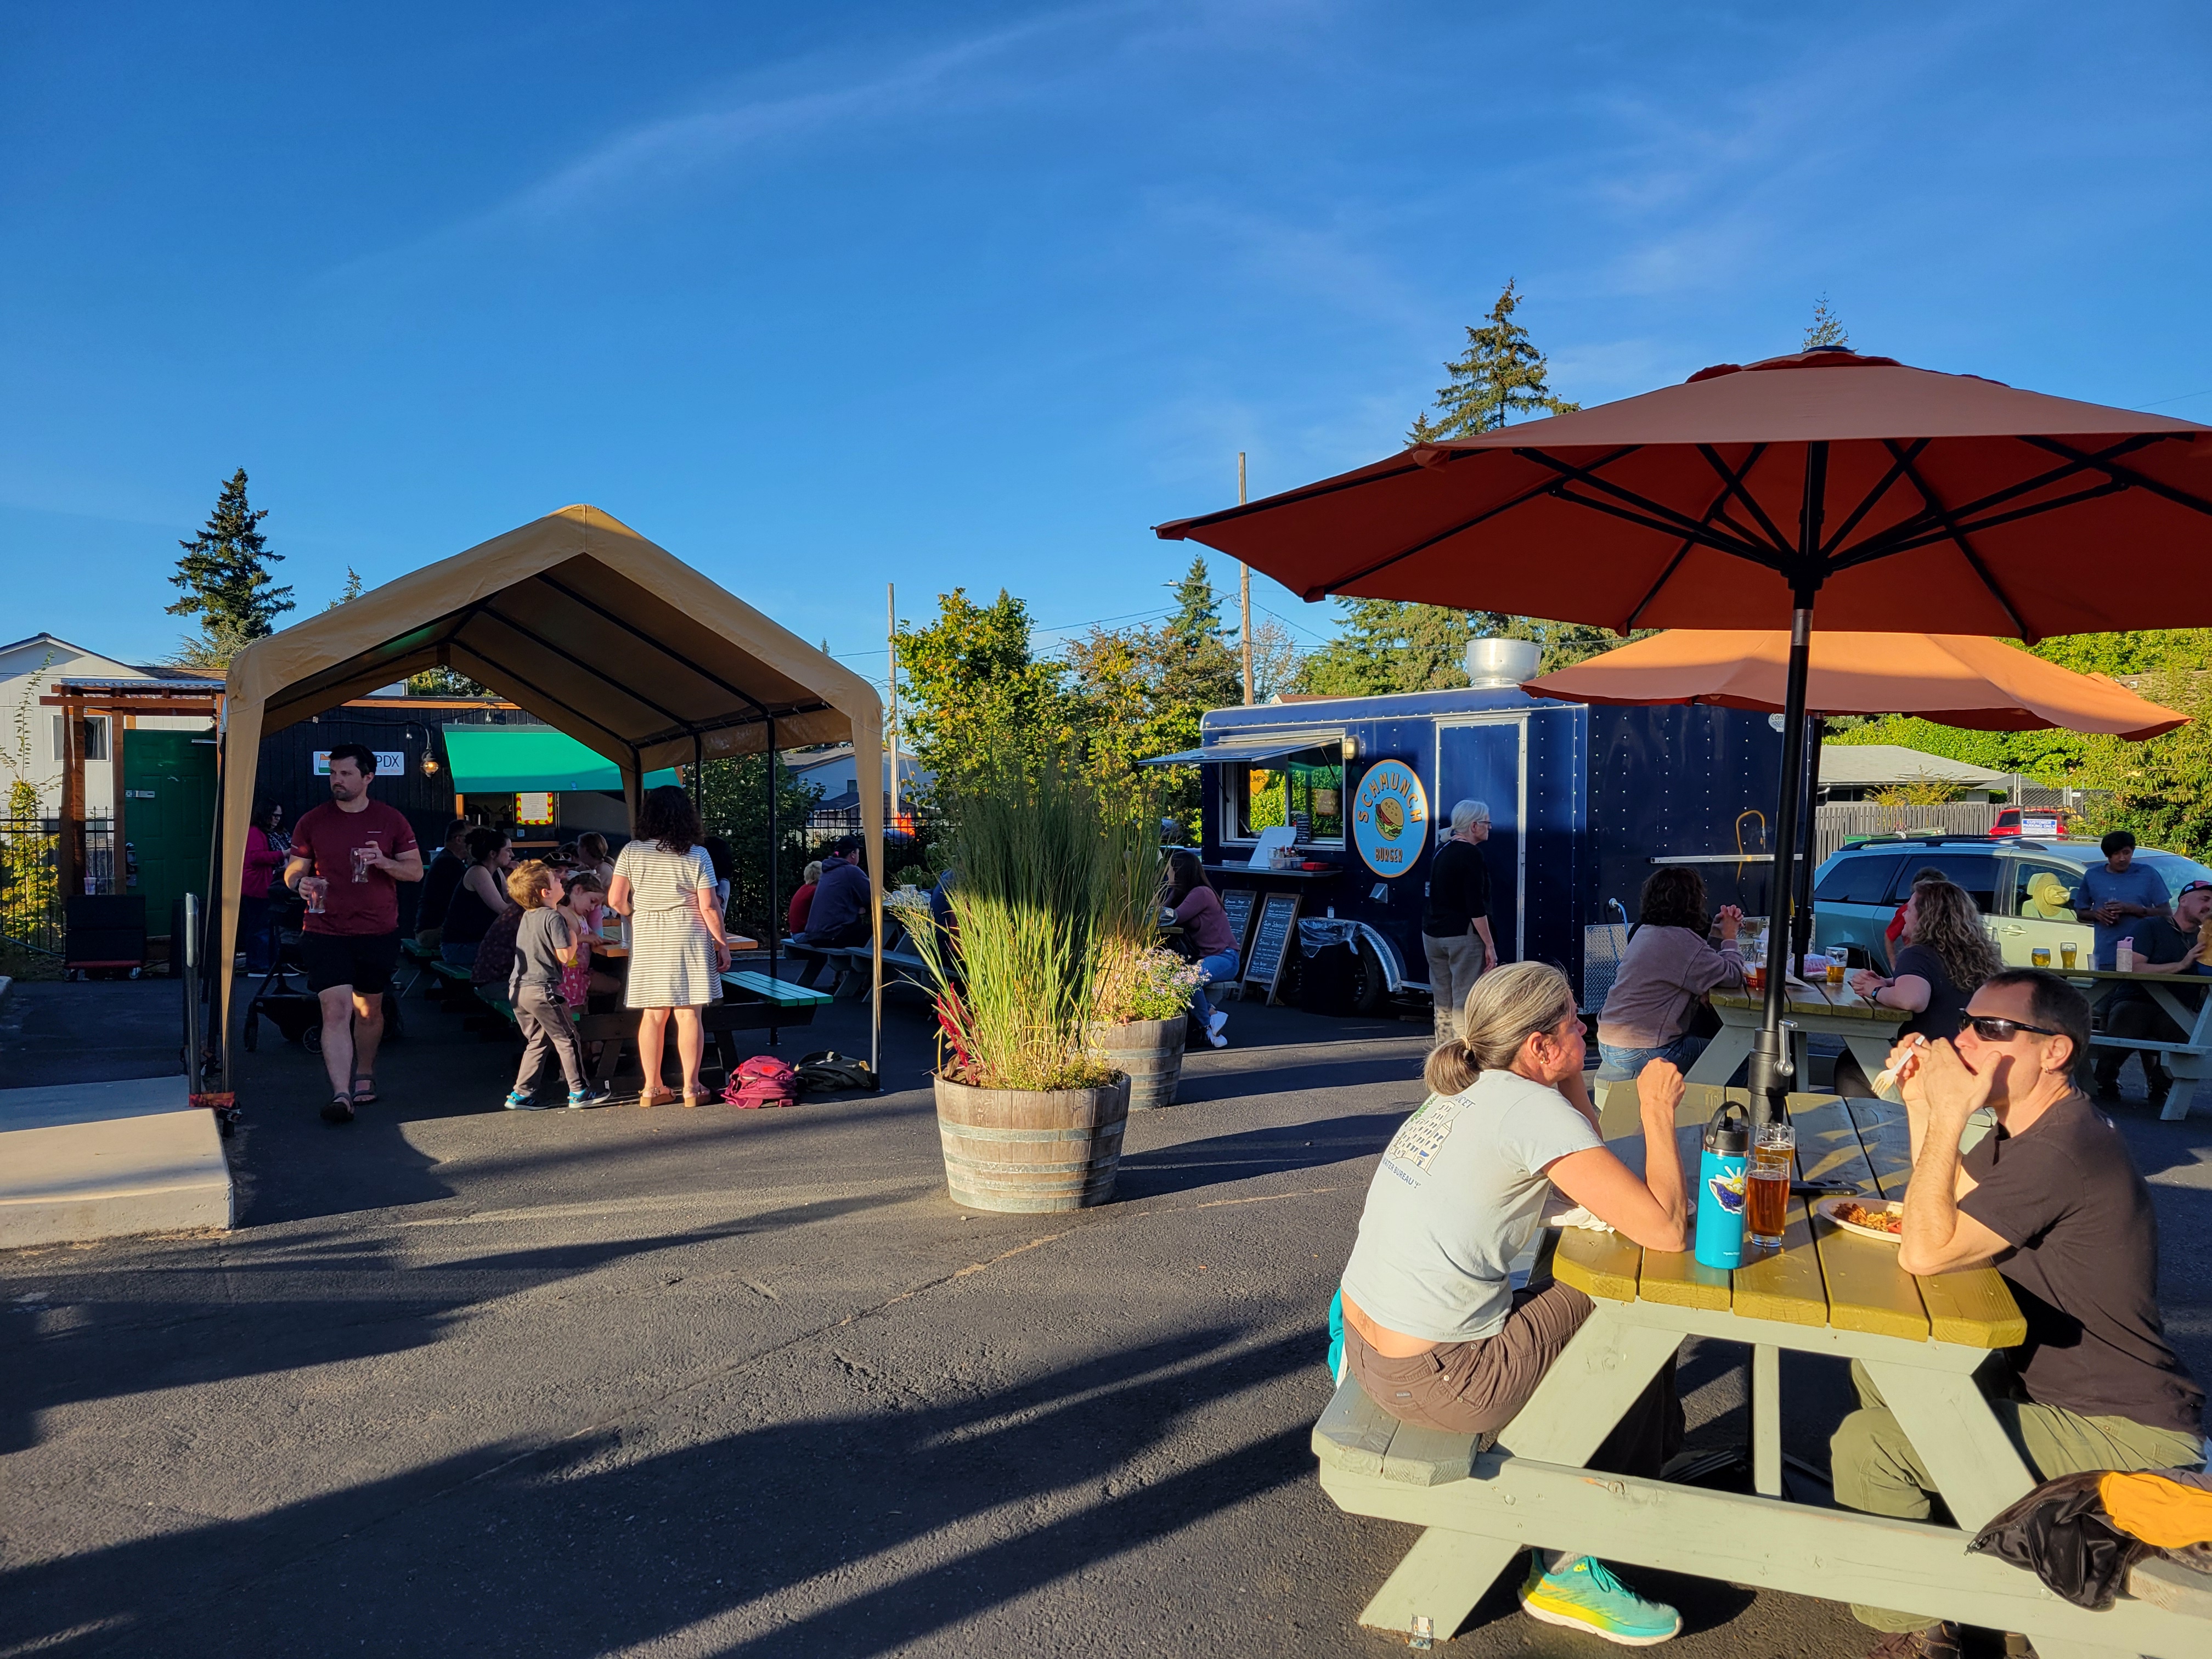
[1422,961,1579,1096]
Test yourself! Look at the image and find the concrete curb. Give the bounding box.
[0,1076,233,1248]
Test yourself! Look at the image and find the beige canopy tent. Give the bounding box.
[211,505,884,1088]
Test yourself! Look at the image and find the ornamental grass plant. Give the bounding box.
[910,759,1162,1091]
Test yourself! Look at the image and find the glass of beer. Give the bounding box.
[1748,1121,1794,1250]
[2032,946,2051,968]
[1826,944,1848,985]
[2061,942,2078,970]
[351,845,376,883]
[1744,961,1764,995]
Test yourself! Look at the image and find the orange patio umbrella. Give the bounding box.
[1525,630,2187,963]
[1522,630,2189,737]
[1156,347,2212,1122]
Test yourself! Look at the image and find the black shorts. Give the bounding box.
[301,930,402,996]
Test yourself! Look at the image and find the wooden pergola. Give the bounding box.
[40,675,225,901]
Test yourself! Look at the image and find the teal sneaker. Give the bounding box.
[1518,1554,1681,1646]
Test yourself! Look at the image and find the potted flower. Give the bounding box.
[905,762,1145,1213]
[1086,938,1203,1110]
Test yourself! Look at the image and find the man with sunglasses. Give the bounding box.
[1831,968,2205,1657]
[2094,877,2212,1111]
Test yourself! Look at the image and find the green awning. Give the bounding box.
[442,725,681,793]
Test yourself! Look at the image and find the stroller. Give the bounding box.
[241,888,404,1052]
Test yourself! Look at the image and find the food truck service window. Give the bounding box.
[1228,743,1345,844]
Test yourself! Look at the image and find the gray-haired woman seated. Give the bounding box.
[1338,960,1691,1646]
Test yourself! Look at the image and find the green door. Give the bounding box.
[122,730,219,931]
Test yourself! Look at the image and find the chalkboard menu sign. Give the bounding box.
[1243,891,1302,1006]
[1218,887,1257,963]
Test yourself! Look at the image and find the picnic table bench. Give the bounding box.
[2063,968,2209,1121]
[785,928,933,998]
[1314,1082,2212,1656]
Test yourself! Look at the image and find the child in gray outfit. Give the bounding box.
[504,860,611,1111]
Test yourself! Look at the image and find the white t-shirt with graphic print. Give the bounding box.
[1340,1067,1601,1344]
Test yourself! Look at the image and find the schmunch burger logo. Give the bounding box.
[1351,760,1429,877]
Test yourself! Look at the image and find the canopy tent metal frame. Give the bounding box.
[209,505,886,1092]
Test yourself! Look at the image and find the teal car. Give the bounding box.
[1810,835,2212,972]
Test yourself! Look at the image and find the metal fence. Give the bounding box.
[802,803,947,876]
[1813,802,2000,864]
[1,816,65,954]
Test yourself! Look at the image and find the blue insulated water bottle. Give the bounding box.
[1693,1099,1751,1271]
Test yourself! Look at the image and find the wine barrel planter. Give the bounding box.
[1084,1017,1185,1111]
[933,1073,1131,1213]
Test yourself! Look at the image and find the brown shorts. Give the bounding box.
[1345,1274,1680,1476]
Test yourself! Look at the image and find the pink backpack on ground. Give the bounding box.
[724,1055,798,1109]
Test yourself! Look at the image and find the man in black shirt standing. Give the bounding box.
[1421,799,1497,1041]
[1831,968,2204,1654]
[2095,876,2212,1111]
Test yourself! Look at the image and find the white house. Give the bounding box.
[784,743,930,813]
[0,634,212,817]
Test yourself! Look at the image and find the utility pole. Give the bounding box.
[1238,452,1254,706]
[886,583,900,828]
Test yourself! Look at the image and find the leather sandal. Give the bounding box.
[636,1086,676,1108]
[680,1088,710,1109]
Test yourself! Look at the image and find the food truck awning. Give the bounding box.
[1138,735,1334,768]
[442,725,682,793]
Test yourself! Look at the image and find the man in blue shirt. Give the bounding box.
[2072,830,2170,969]
[2095,877,2212,1109]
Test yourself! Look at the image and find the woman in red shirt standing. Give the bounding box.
[1165,850,1240,1049]
[239,800,289,973]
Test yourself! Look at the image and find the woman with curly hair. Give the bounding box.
[1594,866,1745,1083]
[608,786,732,1107]
[1850,877,2001,1043]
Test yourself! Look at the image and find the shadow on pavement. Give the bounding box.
[1114,1114,1404,1200]
[3,1325,1315,1658]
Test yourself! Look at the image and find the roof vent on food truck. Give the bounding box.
[1467,636,1541,688]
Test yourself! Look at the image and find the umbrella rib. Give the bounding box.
[1316,451,1640,596]
[1153,456,1430,538]
[1874,440,2030,639]
[1849,479,2131,561]
[1548,483,1784,567]
[2017,435,2212,520]
[1695,444,1792,554]
[1518,450,1779,562]
[1623,470,1759,630]
[1816,439,1927,560]
[1829,442,2153,567]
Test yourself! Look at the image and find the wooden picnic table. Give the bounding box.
[1689,982,1908,1090]
[2058,968,2209,1122]
[1313,1082,2212,1655]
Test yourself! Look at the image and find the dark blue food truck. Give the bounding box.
[1143,640,1787,1015]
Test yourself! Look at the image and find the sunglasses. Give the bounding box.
[1966,1015,2060,1042]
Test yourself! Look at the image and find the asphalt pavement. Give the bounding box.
[2,975,2208,1658]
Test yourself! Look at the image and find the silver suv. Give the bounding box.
[1810,835,2212,972]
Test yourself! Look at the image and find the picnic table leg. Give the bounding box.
[1356,1306,1681,1640]
[1857,1359,2035,1534]
[1686,1024,1753,1087]
[1752,1344,1781,1497]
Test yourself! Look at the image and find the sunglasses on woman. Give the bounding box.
[1967,1015,2059,1042]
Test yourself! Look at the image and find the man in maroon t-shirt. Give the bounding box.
[282,744,421,1123]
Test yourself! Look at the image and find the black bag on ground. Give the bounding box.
[1291,919,1359,1017]
[793,1051,877,1093]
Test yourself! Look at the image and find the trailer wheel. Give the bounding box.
[1351,938,1390,1015]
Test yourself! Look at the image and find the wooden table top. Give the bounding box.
[589,935,758,961]
[1553,1084,2024,1349]
[1709,984,1905,1022]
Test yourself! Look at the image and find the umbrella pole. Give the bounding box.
[1790,716,1826,968]
[1751,603,1814,1127]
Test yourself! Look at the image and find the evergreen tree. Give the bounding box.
[1156,555,1242,712]
[1804,296,1849,351]
[167,469,292,640]
[1299,600,1480,695]
[326,567,365,608]
[1407,280,1581,444]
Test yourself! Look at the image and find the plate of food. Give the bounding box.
[1817,1194,1904,1242]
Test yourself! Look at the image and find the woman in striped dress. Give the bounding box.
[608,787,732,1107]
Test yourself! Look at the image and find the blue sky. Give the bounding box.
[4,2,2207,690]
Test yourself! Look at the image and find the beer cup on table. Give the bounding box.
[2031,946,2051,968]
[1748,1121,1795,1251]
[2061,942,2078,970]
[1826,944,1848,985]
[300,876,329,915]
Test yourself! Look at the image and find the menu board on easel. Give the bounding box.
[1243,891,1302,1006]
[1218,888,1257,962]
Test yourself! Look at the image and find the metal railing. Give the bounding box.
[1,815,65,954]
